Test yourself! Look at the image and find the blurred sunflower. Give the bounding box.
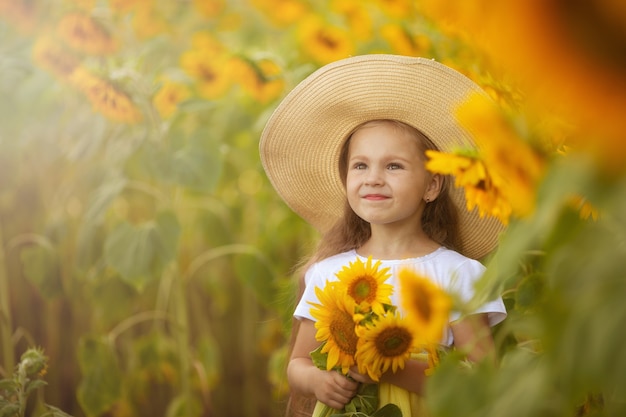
[426,150,512,224]
[373,0,415,19]
[32,37,80,81]
[330,0,373,41]
[250,0,309,27]
[131,6,171,39]
[355,311,414,381]
[0,0,39,33]
[153,80,191,118]
[381,23,431,57]
[309,282,359,374]
[70,67,142,123]
[180,50,232,100]
[420,0,626,173]
[398,269,451,345]
[57,12,117,55]
[456,93,546,220]
[298,16,355,64]
[231,57,285,103]
[335,256,392,315]
[109,0,150,14]
[193,0,225,18]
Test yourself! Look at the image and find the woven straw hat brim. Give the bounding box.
[260,54,504,260]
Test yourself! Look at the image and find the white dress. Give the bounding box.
[295,247,507,417]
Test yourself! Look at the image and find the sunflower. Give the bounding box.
[398,269,451,345]
[456,92,546,220]
[426,150,512,224]
[335,256,393,315]
[309,282,358,374]
[297,16,355,65]
[57,12,117,56]
[230,57,285,103]
[32,37,80,81]
[70,68,142,123]
[153,80,191,118]
[355,312,415,381]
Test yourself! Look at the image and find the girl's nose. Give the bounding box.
[364,167,384,185]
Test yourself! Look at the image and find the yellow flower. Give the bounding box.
[0,0,39,33]
[70,68,142,123]
[381,23,431,56]
[398,269,451,345]
[569,195,600,221]
[180,50,232,100]
[298,16,355,65]
[32,37,80,81]
[190,31,226,55]
[426,150,512,224]
[109,0,150,14]
[335,256,393,315]
[373,0,415,19]
[420,0,626,174]
[355,312,415,381]
[456,93,546,219]
[249,0,309,27]
[309,282,358,374]
[132,6,171,39]
[193,0,225,18]
[57,12,117,55]
[231,57,285,103]
[153,80,191,118]
[330,0,373,41]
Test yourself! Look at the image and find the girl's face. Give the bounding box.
[345,121,441,229]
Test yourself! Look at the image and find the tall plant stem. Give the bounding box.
[171,266,192,408]
[0,220,15,375]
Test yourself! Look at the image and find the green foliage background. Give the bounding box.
[1,1,625,417]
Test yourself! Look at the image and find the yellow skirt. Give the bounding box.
[311,384,428,417]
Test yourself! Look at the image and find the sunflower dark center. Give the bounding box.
[330,311,358,354]
[349,276,376,304]
[375,326,412,357]
[414,289,432,322]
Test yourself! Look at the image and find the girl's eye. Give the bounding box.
[388,163,402,170]
[353,162,367,170]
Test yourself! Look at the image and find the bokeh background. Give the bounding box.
[1,0,625,416]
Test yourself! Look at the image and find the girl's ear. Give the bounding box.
[424,173,444,202]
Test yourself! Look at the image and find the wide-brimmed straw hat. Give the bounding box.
[259,54,504,260]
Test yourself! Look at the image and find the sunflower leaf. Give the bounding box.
[310,343,328,370]
[371,403,403,417]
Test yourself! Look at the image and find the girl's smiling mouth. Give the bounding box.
[363,194,389,200]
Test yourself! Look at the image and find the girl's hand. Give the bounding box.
[347,366,377,384]
[313,369,359,410]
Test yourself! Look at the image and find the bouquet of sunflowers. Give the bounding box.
[308,257,451,417]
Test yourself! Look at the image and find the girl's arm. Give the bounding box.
[288,319,359,410]
[450,313,495,362]
[349,313,495,393]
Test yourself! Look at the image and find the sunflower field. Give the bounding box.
[1,1,625,417]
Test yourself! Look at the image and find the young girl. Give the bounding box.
[260,55,507,416]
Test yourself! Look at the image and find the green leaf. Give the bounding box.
[0,404,19,417]
[515,272,545,310]
[169,139,222,192]
[19,246,62,298]
[371,403,403,417]
[24,379,47,395]
[104,211,180,289]
[310,343,328,370]
[76,337,122,417]
[165,394,202,417]
[84,177,127,224]
[232,253,274,306]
